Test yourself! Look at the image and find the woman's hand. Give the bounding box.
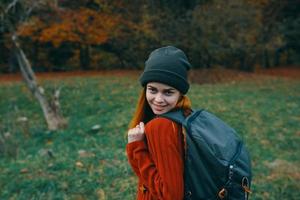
[128,122,145,143]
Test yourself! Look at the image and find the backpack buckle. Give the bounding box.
[218,188,227,199]
[242,177,252,193]
[242,177,252,200]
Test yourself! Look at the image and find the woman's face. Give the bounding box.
[146,82,181,115]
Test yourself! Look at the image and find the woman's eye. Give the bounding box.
[148,88,157,93]
[165,91,174,96]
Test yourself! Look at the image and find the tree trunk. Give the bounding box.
[274,48,281,66]
[32,41,39,69]
[286,48,292,65]
[80,44,90,70]
[263,49,270,68]
[12,35,67,131]
[239,51,246,71]
[204,48,212,68]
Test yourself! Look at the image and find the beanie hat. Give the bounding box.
[139,46,191,94]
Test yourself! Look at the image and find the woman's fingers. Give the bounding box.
[128,122,145,143]
[139,122,145,132]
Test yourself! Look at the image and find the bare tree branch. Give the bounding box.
[4,0,20,14]
[2,0,68,130]
[12,34,37,82]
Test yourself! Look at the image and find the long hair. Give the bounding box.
[129,88,192,129]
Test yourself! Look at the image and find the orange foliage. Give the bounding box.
[18,8,122,47]
[17,17,47,41]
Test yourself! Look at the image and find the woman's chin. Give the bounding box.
[153,109,169,115]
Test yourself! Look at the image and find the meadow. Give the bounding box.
[0,73,299,199]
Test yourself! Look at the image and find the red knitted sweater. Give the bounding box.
[126,117,184,200]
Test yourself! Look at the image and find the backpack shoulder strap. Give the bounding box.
[159,109,187,126]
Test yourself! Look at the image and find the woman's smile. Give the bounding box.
[152,104,166,112]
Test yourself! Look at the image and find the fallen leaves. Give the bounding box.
[20,168,29,174]
[78,150,95,158]
[75,161,84,168]
[264,159,300,181]
[97,188,106,200]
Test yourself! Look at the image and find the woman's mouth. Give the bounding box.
[152,104,166,112]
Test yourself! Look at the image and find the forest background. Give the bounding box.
[0,0,299,73]
[0,0,300,199]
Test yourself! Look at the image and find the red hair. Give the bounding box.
[129,88,192,129]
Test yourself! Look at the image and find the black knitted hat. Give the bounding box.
[139,46,191,94]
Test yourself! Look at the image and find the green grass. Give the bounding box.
[0,75,299,199]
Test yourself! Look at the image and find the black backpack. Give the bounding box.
[161,109,252,200]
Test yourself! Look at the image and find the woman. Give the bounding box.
[126,46,192,200]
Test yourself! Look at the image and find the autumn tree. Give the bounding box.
[17,0,130,70]
[0,0,67,130]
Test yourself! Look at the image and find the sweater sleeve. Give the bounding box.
[126,117,184,200]
[126,141,143,177]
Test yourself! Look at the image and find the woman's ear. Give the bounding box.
[176,95,184,106]
[180,94,184,101]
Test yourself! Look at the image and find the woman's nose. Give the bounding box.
[154,93,164,103]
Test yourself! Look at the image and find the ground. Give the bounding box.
[0,66,299,84]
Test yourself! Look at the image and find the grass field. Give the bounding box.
[0,73,299,199]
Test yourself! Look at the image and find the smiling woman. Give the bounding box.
[126,46,192,200]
